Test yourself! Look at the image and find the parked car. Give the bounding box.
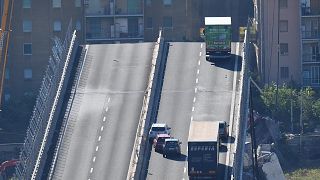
[153,134,171,152]
[218,121,229,140]
[149,123,171,141]
[163,139,182,157]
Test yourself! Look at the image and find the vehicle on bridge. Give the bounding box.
[153,133,171,152]
[204,17,232,60]
[148,123,171,141]
[218,121,229,140]
[163,138,182,158]
[188,121,220,179]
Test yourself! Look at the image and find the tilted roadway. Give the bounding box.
[145,42,242,180]
[51,43,154,180]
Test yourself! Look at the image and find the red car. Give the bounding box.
[153,134,171,152]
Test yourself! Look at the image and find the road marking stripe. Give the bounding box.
[101,126,104,131]
[197,69,200,74]
[193,97,196,103]
[96,146,99,152]
[199,52,202,56]
[90,167,93,173]
[195,88,198,93]
[192,107,195,112]
[201,43,203,48]
[108,97,110,103]
[184,167,186,173]
[105,107,108,112]
[103,116,106,122]
[98,136,101,142]
[198,60,200,66]
[196,78,199,84]
[191,116,193,121]
[93,156,96,162]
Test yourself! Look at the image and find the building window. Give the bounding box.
[279,20,288,32]
[163,0,172,6]
[280,67,289,79]
[280,43,288,55]
[24,69,33,79]
[76,20,81,30]
[163,16,172,28]
[5,69,9,80]
[53,0,61,8]
[54,20,62,31]
[146,17,152,28]
[75,0,81,7]
[23,0,31,8]
[4,93,10,102]
[279,0,287,9]
[23,43,32,55]
[23,20,32,32]
[311,66,320,84]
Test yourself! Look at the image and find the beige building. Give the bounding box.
[258,0,320,88]
[259,0,301,86]
[5,0,83,104]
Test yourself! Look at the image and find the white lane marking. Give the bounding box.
[198,60,201,66]
[96,146,99,152]
[196,78,199,84]
[184,167,187,173]
[90,167,93,173]
[93,156,96,162]
[197,69,200,74]
[195,88,198,93]
[107,97,110,103]
[199,52,202,56]
[192,107,195,112]
[98,136,101,142]
[105,107,108,112]
[191,116,193,121]
[201,43,203,48]
[100,126,104,131]
[103,116,106,122]
[225,42,240,179]
[193,97,196,103]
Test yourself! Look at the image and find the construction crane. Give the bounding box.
[0,0,14,109]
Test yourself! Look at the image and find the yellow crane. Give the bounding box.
[0,0,14,109]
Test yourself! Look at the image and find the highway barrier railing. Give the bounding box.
[15,20,78,180]
[232,19,252,180]
[127,30,166,180]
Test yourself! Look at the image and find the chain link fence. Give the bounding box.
[15,20,77,180]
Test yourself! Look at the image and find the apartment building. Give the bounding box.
[301,0,320,87]
[84,0,144,43]
[4,0,83,104]
[259,0,301,86]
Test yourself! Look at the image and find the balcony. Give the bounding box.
[301,4,320,16]
[301,30,320,39]
[303,77,320,87]
[302,54,320,63]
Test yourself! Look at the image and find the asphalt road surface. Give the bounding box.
[51,43,154,180]
[146,42,242,180]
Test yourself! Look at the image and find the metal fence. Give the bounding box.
[15,20,77,180]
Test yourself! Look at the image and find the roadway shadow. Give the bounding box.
[163,153,187,162]
[219,144,228,152]
[217,163,233,180]
[221,136,235,143]
[206,54,243,72]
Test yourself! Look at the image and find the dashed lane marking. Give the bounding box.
[90,167,93,173]
[100,126,104,131]
[199,52,202,56]
[107,97,110,103]
[105,107,108,112]
[192,107,195,112]
[98,136,101,142]
[196,78,199,84]
[195,88,198,93]
[191,116,193,121]
[193,97,196,103]
[197,69,200,74]
[198,60,201,66]
[96,146,99,152]
[93,156,96,162]
[103,117,106,122]
[201,43,203,48]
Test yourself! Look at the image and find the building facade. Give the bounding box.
[259,0,301,86]
[4,0,83,104]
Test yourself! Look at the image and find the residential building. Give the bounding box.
[301,0,320,87]
[258,0,301,87]
[4,0,83,104]
[84,0,144,43]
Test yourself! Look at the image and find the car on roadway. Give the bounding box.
[153,134,171,152]
[163,138,182,157]
[218,121,229,140]
[149,123,171,141]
